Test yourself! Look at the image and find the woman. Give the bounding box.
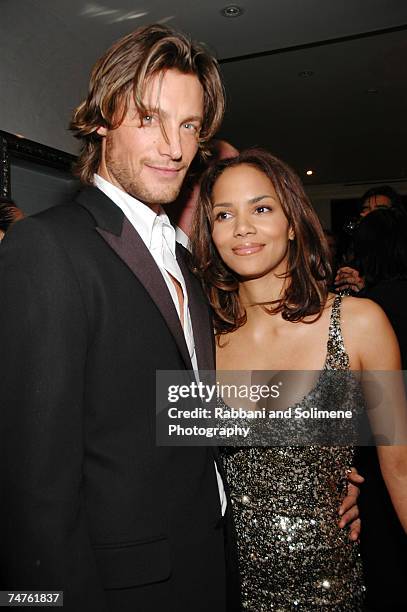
[191,149,407,611]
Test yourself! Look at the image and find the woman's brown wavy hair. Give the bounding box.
[190,148,332,336]
[70,24,225,184]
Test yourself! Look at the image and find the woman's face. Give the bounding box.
[211,164,293,281]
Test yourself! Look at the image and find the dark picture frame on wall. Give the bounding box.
[0,132,11,199]
[0,130,79,214]
[0,130,76,197]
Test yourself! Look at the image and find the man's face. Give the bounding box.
[360,194,392,217]
[97,69,204,209]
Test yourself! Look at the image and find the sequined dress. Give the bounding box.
[222,296,365,611]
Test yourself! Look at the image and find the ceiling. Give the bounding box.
[1,0,407,185]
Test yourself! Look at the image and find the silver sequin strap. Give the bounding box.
[325,295,350,370]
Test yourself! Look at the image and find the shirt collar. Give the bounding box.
[93,173,176,254]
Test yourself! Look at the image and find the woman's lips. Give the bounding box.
[232,243,265,255]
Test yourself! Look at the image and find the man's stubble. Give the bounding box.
[104,133,188,207]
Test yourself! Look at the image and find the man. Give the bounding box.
[0,24,360,612]
[359,185,402,218]
[335,185,404,292]
[0,25,233,612]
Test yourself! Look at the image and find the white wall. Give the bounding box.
[11,162,79,216]
[0,2,92,154]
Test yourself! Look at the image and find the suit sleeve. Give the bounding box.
[0,217,108,611]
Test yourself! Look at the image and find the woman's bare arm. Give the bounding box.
[350,298,407,532]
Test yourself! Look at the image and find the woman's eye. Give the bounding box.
[142,115,154,125]
[255,206,272,214]
[215,211,232,221]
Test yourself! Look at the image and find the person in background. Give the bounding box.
[323,227,341,288]
[0,197,24,241]
[359,185,403,218]
[352,207,407,612]
[334,185,405,293]
[323,228,338,264]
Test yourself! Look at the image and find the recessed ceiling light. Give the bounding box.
[298,70,314,78]
[306,170,313,176]
[221,5,244,18]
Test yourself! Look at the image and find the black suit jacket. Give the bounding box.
[0,187,237,611]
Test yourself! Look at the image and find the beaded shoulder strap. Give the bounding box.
[325,295,350,370]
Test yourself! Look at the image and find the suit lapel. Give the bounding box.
[75,187,193,370]
[176,245,215,372]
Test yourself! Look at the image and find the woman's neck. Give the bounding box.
[238,273,287,322]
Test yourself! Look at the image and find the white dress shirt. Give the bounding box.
[93,174,226,514]
[175,225,190,250]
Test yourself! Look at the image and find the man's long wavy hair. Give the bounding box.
[70,24,225,184]
[190,149,332,336]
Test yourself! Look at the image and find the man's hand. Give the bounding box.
[335,266,365,293]
[338,467,364,541]
[335,266,365,292]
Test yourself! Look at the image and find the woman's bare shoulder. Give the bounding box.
[339,295,389,327]
[340,295,400,368]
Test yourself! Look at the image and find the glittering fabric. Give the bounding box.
[222,296,365,610]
